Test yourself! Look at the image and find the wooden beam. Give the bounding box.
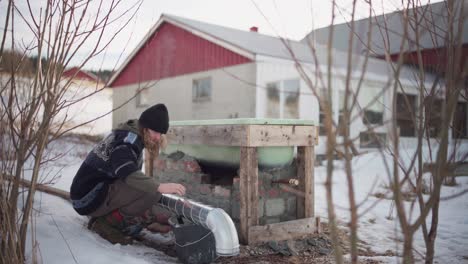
[247,125,316,147]
[297,146,314,218]
[167,124,317,147]
[248,217,318,244]
[239,147,258,244]
[166,125,248,146]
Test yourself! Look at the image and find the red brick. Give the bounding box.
[268,188,280,198]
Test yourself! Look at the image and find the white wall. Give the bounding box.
[112,63,257,127]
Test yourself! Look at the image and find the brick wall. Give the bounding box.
[154,151,299,226]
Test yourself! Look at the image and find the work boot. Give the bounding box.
[88,217,134,245]
[88,209,143,245]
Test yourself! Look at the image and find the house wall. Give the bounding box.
[254,56,468,155]
[112,62,257,126]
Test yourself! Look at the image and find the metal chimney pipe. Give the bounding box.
[158,194,240,256]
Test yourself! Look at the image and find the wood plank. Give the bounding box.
[247,148,259,228]
[248,217,318,244]
[239,147,259,244]
[297,146,314,218]
[296,147,305,218]
[247,125,316,147]
[166,125,248,146]
[305,146,315,218]
[145,149,154,177]
[167,124,317,147]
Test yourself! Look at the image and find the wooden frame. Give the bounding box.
[166,123,318,244]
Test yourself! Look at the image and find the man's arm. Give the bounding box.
[110,144,185,196]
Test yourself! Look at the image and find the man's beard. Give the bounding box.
[143,132,160,155]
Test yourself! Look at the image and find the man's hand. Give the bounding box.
[157,183,186,196]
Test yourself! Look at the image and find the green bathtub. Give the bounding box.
[163,118,315,168]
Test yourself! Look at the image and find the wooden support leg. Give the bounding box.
[297,146,314,218]
[239,147,258,244]
[145,149,154,178]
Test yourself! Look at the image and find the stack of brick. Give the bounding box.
[154,151,299,227]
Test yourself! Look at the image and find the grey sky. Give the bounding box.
[1,0,437,71]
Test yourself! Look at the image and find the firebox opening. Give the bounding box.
[198,162,237,186]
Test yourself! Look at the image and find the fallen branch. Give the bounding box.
[4,176,70,201]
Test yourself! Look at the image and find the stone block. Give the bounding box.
[154,159,166,171]
[184,160,201,173]
[231,201,240,219]
[232,177,240,188]
[286,197,297,216]
[265,198,285,217]
[213,186,231,198]
[199,184,212,195]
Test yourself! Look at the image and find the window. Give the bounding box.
[425,96,443,138]
[360,132,387,148]
[266,82,280,118]
[136,88,149,107]
[192,77,211,101]
[453,102,467,139]
[359,87,385,125]
[283,79,300,118]
[396,93,417,137]
[265,79,300,119]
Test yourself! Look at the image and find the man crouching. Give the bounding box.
[70,103,185,244]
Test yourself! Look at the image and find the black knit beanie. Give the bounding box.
[138,103,169,134]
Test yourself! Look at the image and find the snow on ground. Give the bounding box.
[315,152,468,263]
[57,80,113,136]
[19,82,468,263]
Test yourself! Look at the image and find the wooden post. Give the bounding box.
[297,146,314,218]
[145,149,154,177]
[239,146,258,244]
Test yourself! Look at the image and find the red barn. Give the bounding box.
[63,67,100,83]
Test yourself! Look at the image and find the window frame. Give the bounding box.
[192,77,212,102]
[136,87,150,108]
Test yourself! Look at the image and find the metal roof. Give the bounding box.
[109,13,431,86]
[302,1,468,55]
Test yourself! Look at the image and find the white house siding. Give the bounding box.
[112,63,257,127]
[255,56,398,155]
[254,56,468,155]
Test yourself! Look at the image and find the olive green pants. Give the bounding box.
[90,179,169,219]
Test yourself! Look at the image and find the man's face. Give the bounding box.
[143,128,161,154]
[146,129,161,143]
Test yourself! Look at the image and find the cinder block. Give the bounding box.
[265,198,285,217]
